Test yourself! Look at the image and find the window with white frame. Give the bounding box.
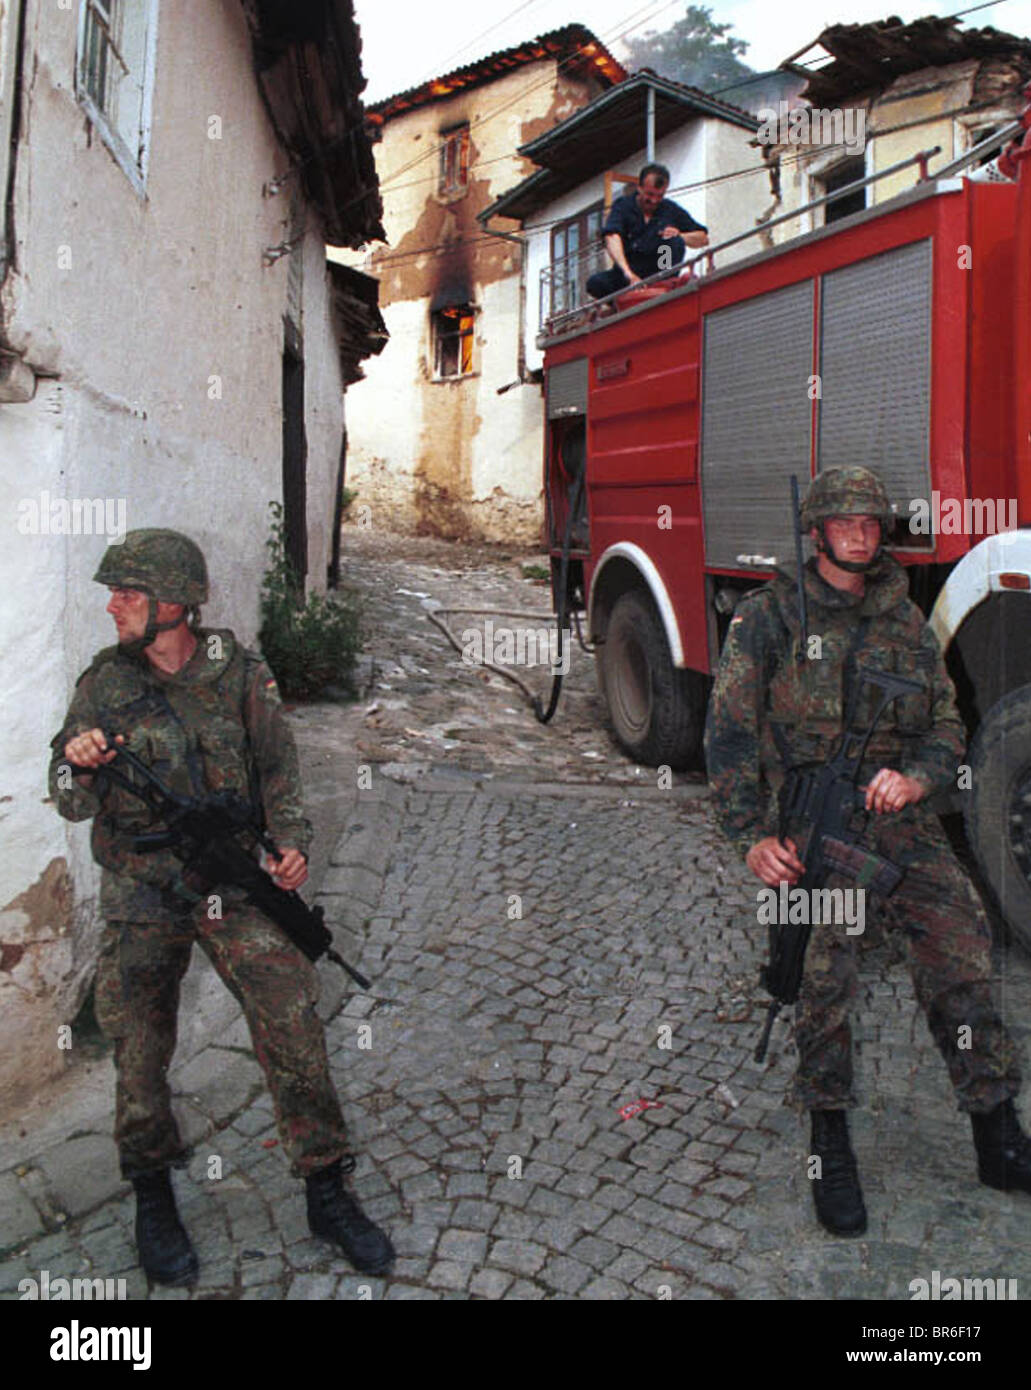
[816,156,866,225]
[77,0,159,193]
[550,203,604,313]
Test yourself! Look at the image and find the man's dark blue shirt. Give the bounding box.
[603,191,707,277]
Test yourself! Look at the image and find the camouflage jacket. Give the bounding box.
[48,629,312,921]
[703,555,966,860]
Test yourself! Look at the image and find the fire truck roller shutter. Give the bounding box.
[547,358,588,419]
[701,241,934,570]
[701,280,814,571]
[818,238,932,511]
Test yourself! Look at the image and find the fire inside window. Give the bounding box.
[434,306,475,378]
[439,125,470,195]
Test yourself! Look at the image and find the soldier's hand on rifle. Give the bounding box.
[746,835,805,887]
[863,768,927,815]
[266,847,308,891]
[65,728,122,768]
[64,730,123,780]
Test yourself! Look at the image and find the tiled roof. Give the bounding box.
[367,24,626,124]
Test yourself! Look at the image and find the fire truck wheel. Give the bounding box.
[964,684,1031,955]
[598,588,705,769]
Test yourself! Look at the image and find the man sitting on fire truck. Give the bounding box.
[586,163,709,300]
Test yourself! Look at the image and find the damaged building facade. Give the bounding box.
[759,15,1031,240]
[0,0,383,1105]
[341,26,625,543]
[479,71,763,354]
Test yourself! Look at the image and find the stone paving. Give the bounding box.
[3,530,1030,1301]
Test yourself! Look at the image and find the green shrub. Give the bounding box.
[521,562,550,582]
[259,500,363,700]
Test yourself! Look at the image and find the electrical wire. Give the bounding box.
[373,0,688,195]
[360,73,1021,271]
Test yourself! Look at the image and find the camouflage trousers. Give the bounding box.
[94,897,350,1179]
[790,812,1022,1114]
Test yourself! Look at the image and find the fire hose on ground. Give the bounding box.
[426,463,589,723]
[425,606,592,720]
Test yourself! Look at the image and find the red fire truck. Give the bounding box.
[540,123,1031,947]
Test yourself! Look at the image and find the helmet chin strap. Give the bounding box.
[120,595,188,655]
[816,522,884,574]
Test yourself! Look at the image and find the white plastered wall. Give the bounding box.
[0,0,346,1105]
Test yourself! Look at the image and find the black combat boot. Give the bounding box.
[809,1109,868,1237]
[131,1169,199,1286]
[305,1158,395,1275]
[971,1099,1031,1194]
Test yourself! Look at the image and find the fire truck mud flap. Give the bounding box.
[597,587,707,770]
[964,683,1031,954]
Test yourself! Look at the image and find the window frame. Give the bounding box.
[76,0,160,197]
[431,303,476,380]
[438,123,470,198]
[805,146,870,230]
[549,201,604,314]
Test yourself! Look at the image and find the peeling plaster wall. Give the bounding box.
[765,60,1024,242]
[346,59,603,541]
[0,0,346,1106]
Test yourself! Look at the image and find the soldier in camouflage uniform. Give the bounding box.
[704,468,1031,1236]
[49,530,394,1284]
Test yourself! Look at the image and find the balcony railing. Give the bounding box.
[539,239,610,328]
[537,136,1023,340]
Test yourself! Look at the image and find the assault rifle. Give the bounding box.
[753,481,922,1063]
[74,737,370,989]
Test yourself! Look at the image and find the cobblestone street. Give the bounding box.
[3,529,1030,1302]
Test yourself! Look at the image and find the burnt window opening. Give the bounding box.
[439,125,470,196]
[551,203,604,314]
[819,157,867,224]
[433,305,475,378]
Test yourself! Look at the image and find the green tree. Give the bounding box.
[624,4,753,91]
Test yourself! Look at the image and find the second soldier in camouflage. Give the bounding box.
[704,468,1031,1236]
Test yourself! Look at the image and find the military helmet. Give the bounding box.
[93,528,209,605]
[800,467,894,529]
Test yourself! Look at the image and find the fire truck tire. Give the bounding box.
[964,684,1031,955]
[598,588,705,769]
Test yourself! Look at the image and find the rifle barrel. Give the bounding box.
[790,474,808,663]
